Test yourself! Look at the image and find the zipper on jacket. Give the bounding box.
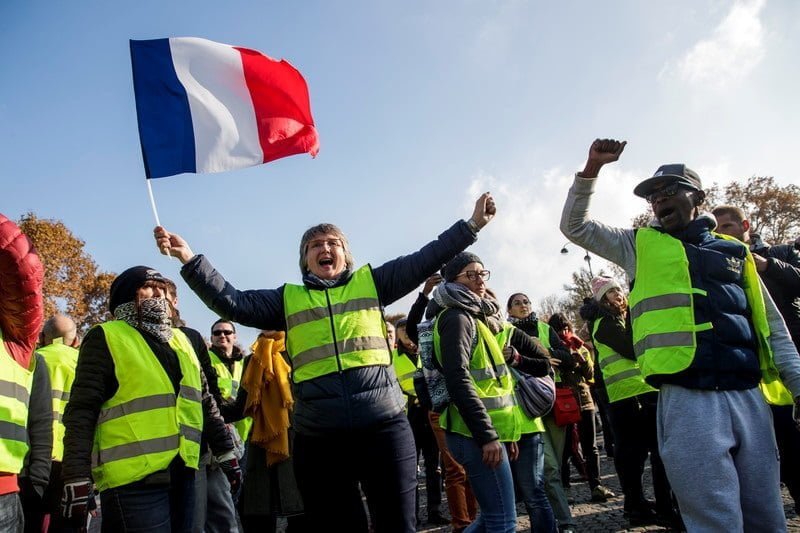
[324,288,344,373]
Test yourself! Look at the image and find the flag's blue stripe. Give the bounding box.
[130,39,196,179]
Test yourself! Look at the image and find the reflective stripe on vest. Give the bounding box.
[92,321,204,491]
[392,350,419,397]
[527,320,560,382]
[434,317,520,442]
[630,229,791,405]
[0,329,34,474]
[209,350,254,441]
[283,265,391,383]
[37,342,79,461]
[591,319,655,403]
[498,323,545,435]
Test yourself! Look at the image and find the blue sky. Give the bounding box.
[3,0,799,346]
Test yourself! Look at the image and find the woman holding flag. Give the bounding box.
[153,192,496,532]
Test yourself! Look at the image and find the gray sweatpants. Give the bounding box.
[657,384,786,532]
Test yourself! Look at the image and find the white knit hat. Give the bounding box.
[591,276,622,302]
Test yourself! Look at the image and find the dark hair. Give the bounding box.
[211,318,236,334]
[548,312,571,333]
[506,292,528,311]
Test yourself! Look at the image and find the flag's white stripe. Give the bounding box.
[169,37,263,173]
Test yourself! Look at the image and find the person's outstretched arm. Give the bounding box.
[373,192,495,306]
[154,227,287,331]
[560,138,637,278]
[406,274,441,344]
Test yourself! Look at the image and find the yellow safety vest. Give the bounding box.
[0,330,34,474]
[630,228,792,405]
[283,265,391,383]
[434,316,520,442]
[209,349,253,441]
[392,349,420,397]
[37,342,79,461]
[92,321,204,491]
[591,319,655,403]
[496,324,545,435]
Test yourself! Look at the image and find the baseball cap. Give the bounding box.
[633,164,702,199]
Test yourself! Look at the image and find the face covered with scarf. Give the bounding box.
[109,266,174,342]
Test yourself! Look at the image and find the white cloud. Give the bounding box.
[459,166,646,309]
[671,0,766,88]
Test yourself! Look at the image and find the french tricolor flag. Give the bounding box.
[130,37,319,179]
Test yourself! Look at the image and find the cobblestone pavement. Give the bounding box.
[277,435,800,532]
[414,436,800,532]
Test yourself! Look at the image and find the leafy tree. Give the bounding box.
[17,213,115,335]
[632,176,800,244]
[714,176,800,244]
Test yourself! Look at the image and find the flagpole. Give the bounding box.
[146,179,177,261]
[146,178,162,227]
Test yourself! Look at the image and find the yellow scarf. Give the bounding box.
[244,331,293,465]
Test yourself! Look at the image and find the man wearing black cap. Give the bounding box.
[560,139,800,531]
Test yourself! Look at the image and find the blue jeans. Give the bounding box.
[445,433,516,533]
[101,465,195,532]
[195,465,238,533]
[0,493,23,533]
[511,433,557,533]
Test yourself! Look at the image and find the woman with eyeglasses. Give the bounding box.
[153,193,496,533]
[432,252,551,532]
[506,292,577,532]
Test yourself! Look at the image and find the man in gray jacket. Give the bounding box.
[560,138,800,531]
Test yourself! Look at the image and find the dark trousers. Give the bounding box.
[772,404,800,511]
[578,409,601,489]
[100,463,196,533]
[607,392,672,514]
[20,462,79,533]
[293,413,417,533]
[408,402,442,517]
[592,386,616,458]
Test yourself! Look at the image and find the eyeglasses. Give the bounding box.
[511,299,530,306]
[646,184,683,204]
[307,239,342,251]
[457,270,491,282]
[212,330,235,336]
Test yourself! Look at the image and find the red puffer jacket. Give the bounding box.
[0,213,44,369]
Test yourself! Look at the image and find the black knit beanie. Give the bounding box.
[109,266,168,313]
[441,252,483,282]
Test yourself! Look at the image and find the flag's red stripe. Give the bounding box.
[235,47,319,163]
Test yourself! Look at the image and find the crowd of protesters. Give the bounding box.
[2,137,800,533]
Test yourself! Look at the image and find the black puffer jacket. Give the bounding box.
[750,235,800,348]
[62,325,234,482]
[181,220,478,436]
[579,298,635,361]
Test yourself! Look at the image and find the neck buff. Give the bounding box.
[113,297,173,343]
